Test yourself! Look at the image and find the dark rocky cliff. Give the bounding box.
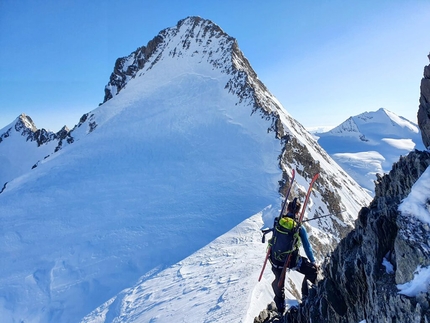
[298,150,430,323]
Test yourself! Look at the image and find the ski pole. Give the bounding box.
[301,210,347,223]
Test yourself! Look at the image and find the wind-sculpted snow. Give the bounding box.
[81,211,274,323]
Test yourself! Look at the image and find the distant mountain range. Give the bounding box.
[313,108,424,194]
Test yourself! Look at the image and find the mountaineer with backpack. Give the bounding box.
[268,197,319,313]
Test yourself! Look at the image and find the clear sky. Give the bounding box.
[1,0,429,131]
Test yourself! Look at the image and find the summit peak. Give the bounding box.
[103,16,235,103]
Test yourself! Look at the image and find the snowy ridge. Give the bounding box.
[327,116,361,136]
[315,108,424,194]
[0,17,371,323]
[81,210,274,323]
[86,16,371,233]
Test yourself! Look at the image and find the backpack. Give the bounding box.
[269,213,301,268]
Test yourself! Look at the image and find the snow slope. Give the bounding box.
[315,108,424,194]
[0,73,281,323]
[0,17,371,323]
[81,209,275,323]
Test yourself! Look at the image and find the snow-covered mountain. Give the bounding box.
[0,17,371,323]
[314,108,424,194]
[0,114,72,188]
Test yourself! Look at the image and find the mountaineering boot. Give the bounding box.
[273,295,285,314]
[284,305,298,323]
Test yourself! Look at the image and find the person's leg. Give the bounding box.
[271,266,285,312]
[296,257,317,298]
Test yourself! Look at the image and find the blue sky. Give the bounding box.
[1,0,429,131]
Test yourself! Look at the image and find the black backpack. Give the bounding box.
[269,213,301,268]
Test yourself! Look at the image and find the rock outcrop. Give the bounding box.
[418,53,430,150]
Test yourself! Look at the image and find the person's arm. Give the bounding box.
[299,226,315,263]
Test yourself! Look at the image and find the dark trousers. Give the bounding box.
[271,256,317,308]
[271,266,285,311]
[296,256,317,297]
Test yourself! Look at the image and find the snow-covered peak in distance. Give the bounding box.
[0,114,71,187]
[0,16,371,323]
[315,108,424,194]
[325,108,419,139]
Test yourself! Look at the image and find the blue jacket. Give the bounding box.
[298,226,315,263]
[284,211,315,263]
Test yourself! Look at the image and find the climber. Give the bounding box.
[268,198,319,312]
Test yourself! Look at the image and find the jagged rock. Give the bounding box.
[284,150,430,322]
[9,113,72,148]
[418,53,430,150]
[254,302,284,323]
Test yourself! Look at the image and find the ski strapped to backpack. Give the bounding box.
[277,173,319,287]
[258,169,295,282]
